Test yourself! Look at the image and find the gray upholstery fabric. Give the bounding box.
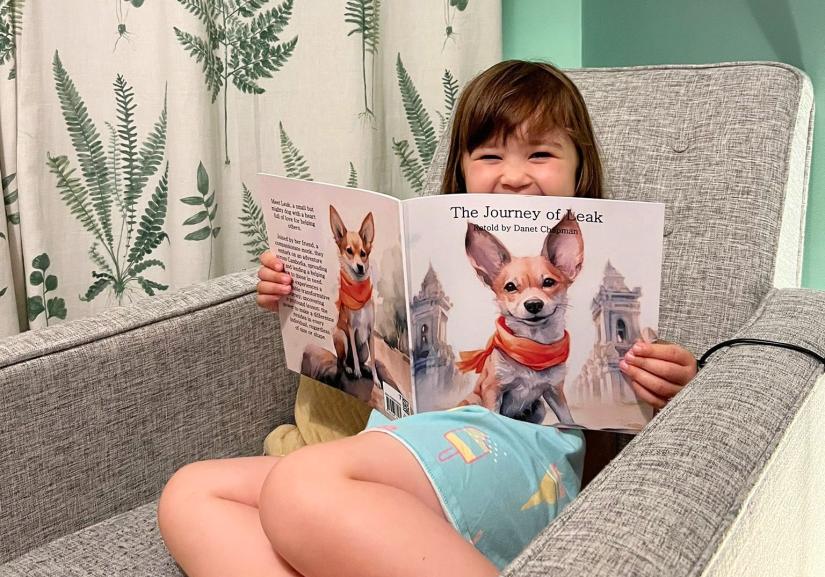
[774,66,814,289]
[0,62,816,576]
[502,288,825,577]
[0,503,177,577]
[0,270,299,563]
[424,62,813,357]
[699,373,825,576]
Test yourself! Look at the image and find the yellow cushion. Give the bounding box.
[263,376,372,456]
[263,423,306,456]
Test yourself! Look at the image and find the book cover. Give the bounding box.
[258,174,665,432]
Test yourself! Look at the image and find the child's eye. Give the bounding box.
[479,154,501,160]
[530,151,553,159]
[504,281,517,292]
[346,247,354,255]
[542,278,556,288]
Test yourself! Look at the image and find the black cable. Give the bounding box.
[697,338,825,371]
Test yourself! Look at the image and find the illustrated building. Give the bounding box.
[573,261,642,405]
[410,264,460,410]
[411,264,455,374]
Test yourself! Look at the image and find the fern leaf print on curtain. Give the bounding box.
[344,0,380,121]
[113,0,148,52]
[181,161,221,278]
[0,0,500,336]
[278,122,360,186]
[393,55,459,195]
[239,183,268,263]
[278,121,312,180]
[0,0,24,79]
[2,174,18,300]
[0,171,10,294]
[437,69,459,134]
[235,123,363,266]
[174,0,298,164]
[3,173,18,226]
[47,52,169,305]
[392,54,458,196]
[346,162,358,188]
[235,123,312,266]
[443,0,468,48]
[26,253,66,326]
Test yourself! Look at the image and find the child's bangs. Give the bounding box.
[464,81,569,151]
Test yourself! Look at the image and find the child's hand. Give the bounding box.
[619,339,697,409]
[256,250,292,312]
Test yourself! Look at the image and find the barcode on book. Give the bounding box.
[383,382,410,419]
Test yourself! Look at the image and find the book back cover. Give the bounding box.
[258,174,414,419]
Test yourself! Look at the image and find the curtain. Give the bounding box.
[0,0,501,338]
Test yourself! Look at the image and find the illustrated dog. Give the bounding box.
[329,205,381,391]
[457,212,584,425]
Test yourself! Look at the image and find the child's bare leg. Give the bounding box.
[158,456,301,577]
[260,432,499,577]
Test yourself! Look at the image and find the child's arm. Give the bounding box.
[619,338,697,409]
[256,250,292,312]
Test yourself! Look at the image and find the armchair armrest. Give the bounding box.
[0,270,299,563]
[503,287,825,577]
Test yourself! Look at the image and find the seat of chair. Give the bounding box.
[0,503,180,577]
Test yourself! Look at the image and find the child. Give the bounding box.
[158,60,697,577]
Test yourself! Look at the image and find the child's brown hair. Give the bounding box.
[442,60,603,198]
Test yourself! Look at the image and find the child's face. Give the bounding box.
[460,124,578,197]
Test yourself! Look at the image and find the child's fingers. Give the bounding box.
[260,250,284,272]
[257,265,292,286]
[627,379,668,410]
[629,341,698,384]
[255,294,280,312]
[257,280,292,296]
[630,340,695,366]
[622,350,694,386]
[619,359,683,400]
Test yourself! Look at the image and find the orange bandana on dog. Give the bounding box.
[338,273,372,310]
[457,316,570,373]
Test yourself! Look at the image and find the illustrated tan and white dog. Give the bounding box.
[329,205,381,391]
[457,213,584,425]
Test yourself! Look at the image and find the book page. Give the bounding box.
[257,175,413,419]
[403,194,664,432]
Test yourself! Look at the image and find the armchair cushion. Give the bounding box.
[0,504,174,577]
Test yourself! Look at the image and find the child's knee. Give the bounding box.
[157,461,208,535]
[258,447,339,553]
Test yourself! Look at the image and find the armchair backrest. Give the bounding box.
[424,62,813,355]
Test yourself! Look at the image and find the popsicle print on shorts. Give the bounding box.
[437,427,491,463]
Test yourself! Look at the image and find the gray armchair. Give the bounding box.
[2,62,822,576]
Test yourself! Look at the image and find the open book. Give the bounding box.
[257,174,665,432]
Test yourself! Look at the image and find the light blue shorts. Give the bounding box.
[363,406,584,569]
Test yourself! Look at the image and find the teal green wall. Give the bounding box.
[582,0,824,289]
[502,0,824,289]
[502,0,581,68]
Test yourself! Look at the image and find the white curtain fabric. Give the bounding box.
[0,0,501,337]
